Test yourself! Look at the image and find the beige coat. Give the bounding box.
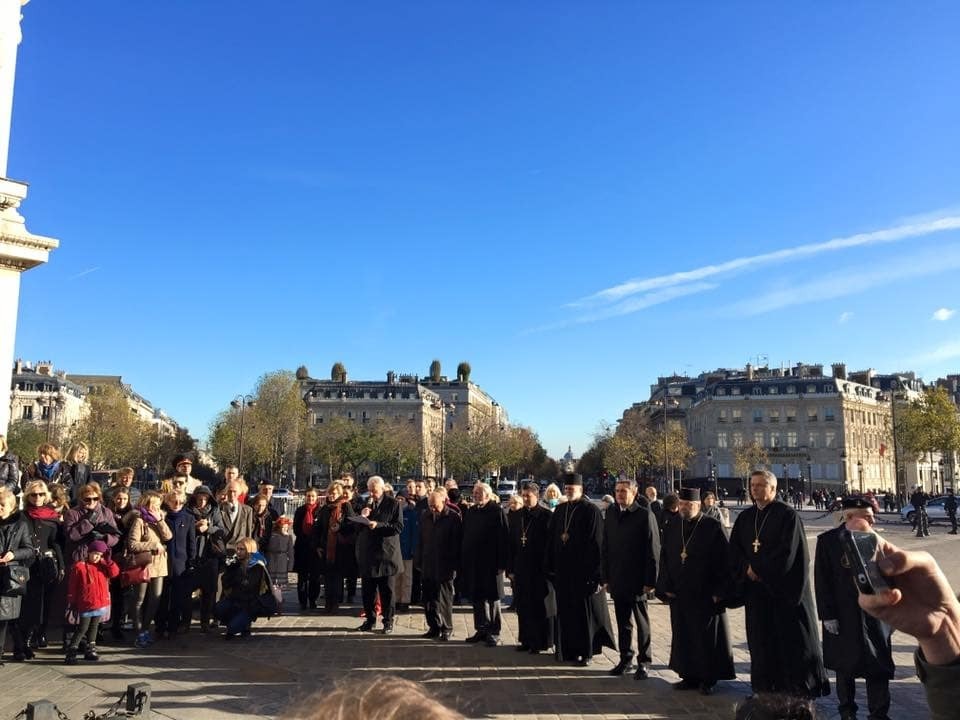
[124,510,173,578]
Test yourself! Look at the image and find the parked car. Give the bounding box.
[900,496,948,525]
[497,480,518,504]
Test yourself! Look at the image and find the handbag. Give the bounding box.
[35,553,59,584]
[0,563,29,597]
[122,549,153,569]
[119,565,151,587]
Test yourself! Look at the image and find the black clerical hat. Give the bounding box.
[678,487,700,502]
[562,473,583,486]
[841,496,871,510]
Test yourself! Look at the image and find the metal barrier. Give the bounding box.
[271,494,305,519]
[12,683,150,720]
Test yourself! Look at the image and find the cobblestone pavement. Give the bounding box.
[0,510,950,719]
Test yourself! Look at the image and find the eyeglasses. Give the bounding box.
[27,493,45,498]
[173,481,186,486]
[82,497,98,503]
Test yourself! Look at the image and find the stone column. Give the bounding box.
[0,0,58,434]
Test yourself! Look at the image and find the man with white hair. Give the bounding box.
[815,497,894,720]
[355,475,404,633]
[461,481,509,646]
[730,469,830,698]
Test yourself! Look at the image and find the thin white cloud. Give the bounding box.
[568,214,960,310]
[838,312,854,324]
[725,246,960,316]
[909,339,960,366]
[68,266,100,280]
[932,308,955,322]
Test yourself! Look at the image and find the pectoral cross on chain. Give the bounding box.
[680,550,687,564]
[752,538,761,553]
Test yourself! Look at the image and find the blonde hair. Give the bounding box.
[49,484,69,508]
[288,677,462,720]
[0,486,16,512]
[543,483,561,500]
[164,491,185,506]
[37,443,60,461]
[237,537,258,553]
[79,482,102,500]
[65,442,89,463]
[139,490,163,509]
[0,435,6,453]
[23,479,49,501]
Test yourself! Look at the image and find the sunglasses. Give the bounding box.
[82,497,98,503]
[173,481,186,486]
[27,492,46,498]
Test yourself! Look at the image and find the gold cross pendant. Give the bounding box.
[752,538,761,553]
[521,534,527,547]
[561,532,570,544]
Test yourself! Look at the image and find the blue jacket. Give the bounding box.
[399,502,420,560]
[165,507,197,576]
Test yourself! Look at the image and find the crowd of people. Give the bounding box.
[2,434,960,719]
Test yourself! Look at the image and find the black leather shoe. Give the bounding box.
[438,632,451,642]
[634,665,649,680]
[515,644,530,652]
[422,629,440,639]
[699,682,714,695]
[464,632,484,643]
[576,656,592,667]
[36,634,48,649]
[381,623,394,635]
[484,635,500,647]
[609,658,636,676]
[357,621,375,632]
[673,679,697,690]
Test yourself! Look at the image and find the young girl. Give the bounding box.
[64,540,119,664]
[266,517,294,590]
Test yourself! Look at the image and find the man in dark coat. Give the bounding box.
[815,497,894,720]
[545,473,616,666]
[602,477,660,679]
[461,481,510,646]
[507,480,554,654]
[944,489,958,535]
[353,475,404,633]
[655,487,735,695]
[415,489,461,640]
[730,470,830,698]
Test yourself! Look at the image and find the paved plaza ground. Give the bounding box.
[0,509,951,720]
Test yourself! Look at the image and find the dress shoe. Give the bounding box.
[609,658,636,676]
[357,621,375,632]
[84,647,100,662]
[438,632,451,642]
[576,656,592,667]
[36,633,48,649]
[633,665,649,680]
[673,679,697,690]
[699,682,715,695]
[381,622,394,635]
[484,635,500,647]
[64,650,79,665]
[464,632,484,643]
[422,629,440,639]
[515,644,530,652]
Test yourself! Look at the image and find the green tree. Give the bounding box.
[245,371,308,482]
[734,441,769,480]
[429,359,442,382]
[456,361,471,383]
[897,387,960,487]
[6,420,46,465]
[68,385,156,469]
[577,423,613,479]
[331,362,347,383]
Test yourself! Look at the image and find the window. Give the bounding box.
[823,385,834,393]
[785,408,796,423]
[21,405,33,420]
[347,411,353,419]
[315,416,323,425]
[732,409,743,423]
[808,409,818,422]
[825,431,836,448]
[452,393,459,402]
[807,384,818,394]
[786,431,798,448]
[752,387,762,395]
[716,388,727,396]
[768,386,779,394]
[769,409,780,423]
[732,432,744,448]
[807,432,818,448]
[825,463,840,480]
[770,432,781,448]
[753,409,763,423]
[718,409,728,423]
[754,431,765,446]
[824,407,836,422]
[40,405,50,420]
[718,463,731,477]
[731,387,741,396]
[786,385,796,394]
[717,432,728,448]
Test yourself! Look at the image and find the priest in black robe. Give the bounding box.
[655,487,734,695]
[506,481,554,653]
[814,497,894,720]
[461,481,510,646]
[730,469,830,698]
[545,473,616,666]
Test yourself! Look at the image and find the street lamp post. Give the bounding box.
[857,460,864,494]
[231,394,256,473]
[840,448,848,493]
[805,452,812,502]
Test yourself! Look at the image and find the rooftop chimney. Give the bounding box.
[832,363,847,380]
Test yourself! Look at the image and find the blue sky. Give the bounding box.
[11,2,960,459]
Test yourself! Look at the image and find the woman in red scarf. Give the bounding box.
[315,481,356,614]
[293,487,322,612]
[17,480,65,656]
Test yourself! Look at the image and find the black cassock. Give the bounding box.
[814,525,894,679]
[507,505,554,652]
[461,502,509,601]
[655,513,735,684]
[545,499,616,661]
[730,501,830,697]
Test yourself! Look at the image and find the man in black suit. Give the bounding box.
[355,475,404,633]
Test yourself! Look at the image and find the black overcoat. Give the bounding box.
[0,511,34,621]
[601,501,659,600]
[461,501,509,601]
[416,507,462,582]
[355,495,403,578]
[292,502,322,574]
[814,525,894,679]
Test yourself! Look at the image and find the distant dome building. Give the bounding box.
[561,446,577,473]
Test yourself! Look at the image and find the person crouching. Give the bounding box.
[64,540,119,665]
[214,537,272,639]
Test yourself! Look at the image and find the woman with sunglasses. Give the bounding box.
[63,483,119,564]
[17,480,64,656]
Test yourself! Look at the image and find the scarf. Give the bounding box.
[26,505,61,522]
[325,499,343,564]
[248,550,266,568]
[37,460,60,480]
[301,502,318,534]
[139,507,159,525]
